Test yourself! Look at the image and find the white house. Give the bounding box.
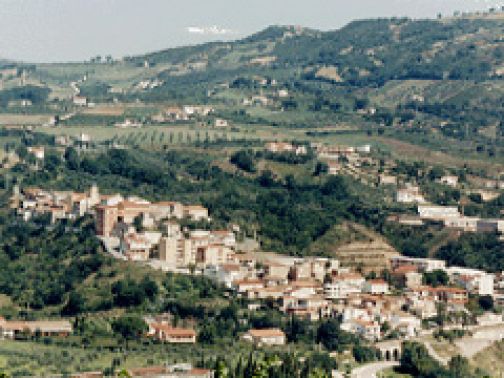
[388,311,421,337]
[396,186,426,204]
[341,320,381,341]
[324,273,365,299]
[418,205,460,220]
[27,146,45,160]
[73,96,88,107]
[438,175,459,187]
[214,118,229,128]
[363,279,389,295]
[242,328,286,346]
[204,264,247,288]
[446,266,494,296]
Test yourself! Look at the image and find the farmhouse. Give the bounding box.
[27,146,45,160]
[242,328,286,346]
[0,318,72,339]
[396,185,426,204]
[148,323,197,343]
[437,175,459,187]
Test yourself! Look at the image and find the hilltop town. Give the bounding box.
[3,176,504,376]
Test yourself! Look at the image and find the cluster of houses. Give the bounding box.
[55,133,92,149]
[265,142,307,156]
[394,181,504,237]
[152,105,214,124]
[312,143,372,176]
[226,74,291,109]
[396,184,427,204]
[241,89,289,108]
[11,185,259,272]
[149,104,229,128]
[145,314,287,348]
[418,205,504,235]
[135,79,164,91]
[314,144,371,160]
[12,184,103,223]
[199,249,504,342]
[395,177,458,203]
[264,141,374,177]
[10,185,235,267]
[391,201,504,237]
[8,183,504,346]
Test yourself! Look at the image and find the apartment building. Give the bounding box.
[324,273,365,299]
[391,256,446,273]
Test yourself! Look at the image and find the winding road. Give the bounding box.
[350,361,399,378]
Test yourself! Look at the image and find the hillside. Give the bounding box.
[0,16,496,158]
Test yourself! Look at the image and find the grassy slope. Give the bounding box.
[472,340,504,377]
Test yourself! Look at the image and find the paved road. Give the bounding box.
[350,361,399,378]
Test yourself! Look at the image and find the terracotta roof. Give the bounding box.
[247,328,285,337]
[0,320,72,332]
[221,264,241,272]
[153,201,181,206]
[151,324,196,337]
[127,366,166,377]
[368,279,388,284]
[290,280,319,288]
[413,286,467,294]
[447,298,468,304]
[72,193,87,201]
[393,265,418,274]
[189,369,212,376]
[119,201,150,209]
[96,205,118,210]
[437,286,467,294]
[354,319,377,327]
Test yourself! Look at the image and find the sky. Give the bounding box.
[0,0,503,62]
